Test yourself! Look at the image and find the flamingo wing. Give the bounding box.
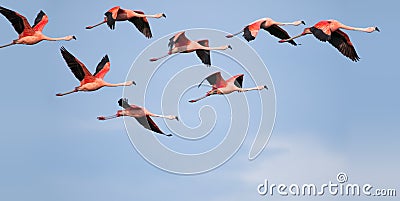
[128,10,152,38]
[104,6,121,30]
[32,10,48,32]
[198,72,227,88]
[195,40,211,66]
[93,55,110,79]
[263,23,297,46]
[328,30,360,62]
[135,116,165,134]
[0,6,34,37]
[169,31,191,50]
[118,98,131,109]
[60,47,94,82]
[233,74,244,88]
[310,21,332,42]
[243,19,263,42]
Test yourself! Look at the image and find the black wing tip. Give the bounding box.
[104,54,109,62]
[118,98,128,107]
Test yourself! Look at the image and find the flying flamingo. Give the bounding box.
[226,18,305,45]
[279,19,380,61]
[189,72,267,103]
[86,6,166,38]
[97,98,179,137]
[0,6,76,48]
[56,47,135,96]
[150,31,232,66]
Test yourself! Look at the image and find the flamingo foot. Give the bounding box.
[97,116,106,120]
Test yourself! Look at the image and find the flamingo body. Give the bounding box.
[97,98,178,136]
[86,6,166,38]
[150,31,231,66]
[189,72,267,103]
[227,18,305,46]
[279,19,380,62]
[56,47,135,96]
[0,6,76,48]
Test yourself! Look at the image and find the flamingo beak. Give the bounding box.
[375,27,380,32]
[131,80,136,85]
[264,85,268,90]
[72,36,77,40]
[228,45,232,49]
[301,21,306,25]
[162,13,166,18]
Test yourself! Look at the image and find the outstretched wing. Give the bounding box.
[135,116,165,135]
[168,31,191,51]
[0,6,34,37]
[243,19,264,42]
[310,21,332,42]
[60,46,93,82]
[263,23,297,46]
[32,10,48,32]
[198,72,227,88]
[328,29,360,62]
[195,40,211,66]
[118,98,131,109]
[233,74,244,88]
[128,10,152,38]
[104,6,121,30]
[93,55,110,79]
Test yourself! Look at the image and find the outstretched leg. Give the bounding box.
[0,41,16,49]
[86,19,107,29]
[226,30,244,38]
[56,89,78,96]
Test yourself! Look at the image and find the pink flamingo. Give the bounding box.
[226,17,305,45]
[279,19,380,61]
[86,6,166,38]
[0,6,76,48]
[150,31,232,66]
[56,47,135,96]
[97,98,179,137]
[189,72,267,103]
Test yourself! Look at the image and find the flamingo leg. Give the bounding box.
[97,114,119,120]
[56,89,78,96]
[189,94,209,103]
[149,53,170,62]
[279,33,305,43]
[0,42,15,49]
[226,30,244,38]
[86,20,107,29]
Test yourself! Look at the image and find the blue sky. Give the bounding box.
[0,0,399,200]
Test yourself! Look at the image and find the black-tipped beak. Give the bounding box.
[162,13,166,18]
[228,45,232,49]
[264,85,268,90]
[72,36,77,40]
[176,116,179,121]
[375,27,380,32]
[301,21,306,25]
[132,81,136,85]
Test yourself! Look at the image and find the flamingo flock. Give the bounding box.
[0,4,379,136]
